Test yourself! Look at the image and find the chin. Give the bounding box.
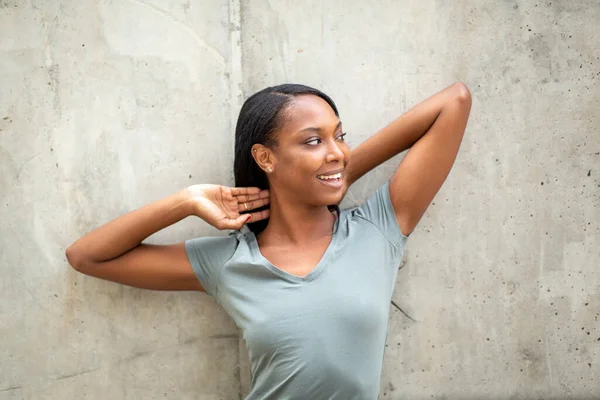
[328,191,344,206]
[292,180,345,207]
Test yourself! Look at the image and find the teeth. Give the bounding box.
[317,172,342,180]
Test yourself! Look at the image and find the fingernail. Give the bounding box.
[246,215,252,222]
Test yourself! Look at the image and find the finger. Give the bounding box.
[246,209,270,223]
[237,197,270,212]
[218,214,251,231]
[234,189,269,203]
[230,187,261,196]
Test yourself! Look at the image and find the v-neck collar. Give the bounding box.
[243,221,341,283]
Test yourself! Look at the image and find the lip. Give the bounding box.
[318,177,344,188]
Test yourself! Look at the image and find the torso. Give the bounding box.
[186,183,408,399]
[221,206,405,399]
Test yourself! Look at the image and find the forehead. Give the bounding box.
[282,95,339,132]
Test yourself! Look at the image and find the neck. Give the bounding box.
[259,190,336,246]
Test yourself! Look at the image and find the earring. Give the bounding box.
[267,167,273,173]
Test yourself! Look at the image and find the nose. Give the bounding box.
[325,139,345,164]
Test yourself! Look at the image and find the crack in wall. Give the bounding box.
[228,1,245,397]
[128,0,226,66]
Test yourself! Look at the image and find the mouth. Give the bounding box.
[316,172,344,188]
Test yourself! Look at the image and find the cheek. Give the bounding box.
[279,148,324,173]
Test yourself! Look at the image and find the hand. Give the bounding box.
[186,184,270,230]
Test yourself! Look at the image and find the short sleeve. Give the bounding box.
[352,182,408,248]
[184,234,239,298]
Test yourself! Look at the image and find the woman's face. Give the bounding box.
[269,95,350,207]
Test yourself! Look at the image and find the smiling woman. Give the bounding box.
[65,82,471,399]
[233,85,350,237]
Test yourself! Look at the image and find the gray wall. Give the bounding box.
[1,0,599,399]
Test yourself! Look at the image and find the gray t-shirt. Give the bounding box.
[185,182,408,399]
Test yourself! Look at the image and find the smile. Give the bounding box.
[316,172,343,188]
[317,172,342,180]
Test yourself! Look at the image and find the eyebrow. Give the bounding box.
[296,121,342,134]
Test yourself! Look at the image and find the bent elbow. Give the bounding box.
[65,245,84,272]
[453,82,472,104]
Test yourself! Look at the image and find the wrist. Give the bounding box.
[177,187,198,217]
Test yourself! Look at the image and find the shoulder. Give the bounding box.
[340,182,407,248]
[185,232,241,258]
[184,229,254,298]
[343,182,394,223]
[185,226,256,258]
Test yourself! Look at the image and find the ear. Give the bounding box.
[251,144,276,174]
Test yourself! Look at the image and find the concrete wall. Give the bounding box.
[1,0,598,399]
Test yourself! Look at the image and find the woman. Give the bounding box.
[66,82,471,399]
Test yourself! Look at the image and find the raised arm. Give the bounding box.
[345,82,472,236]
[65,185,269,291]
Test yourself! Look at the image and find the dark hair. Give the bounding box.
[234,84,340,235]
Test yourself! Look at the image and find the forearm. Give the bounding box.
[66,189,194,266]
[347,82,465,185]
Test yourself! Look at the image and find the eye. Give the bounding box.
[305,138,322,146]
[336,132,347,141]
